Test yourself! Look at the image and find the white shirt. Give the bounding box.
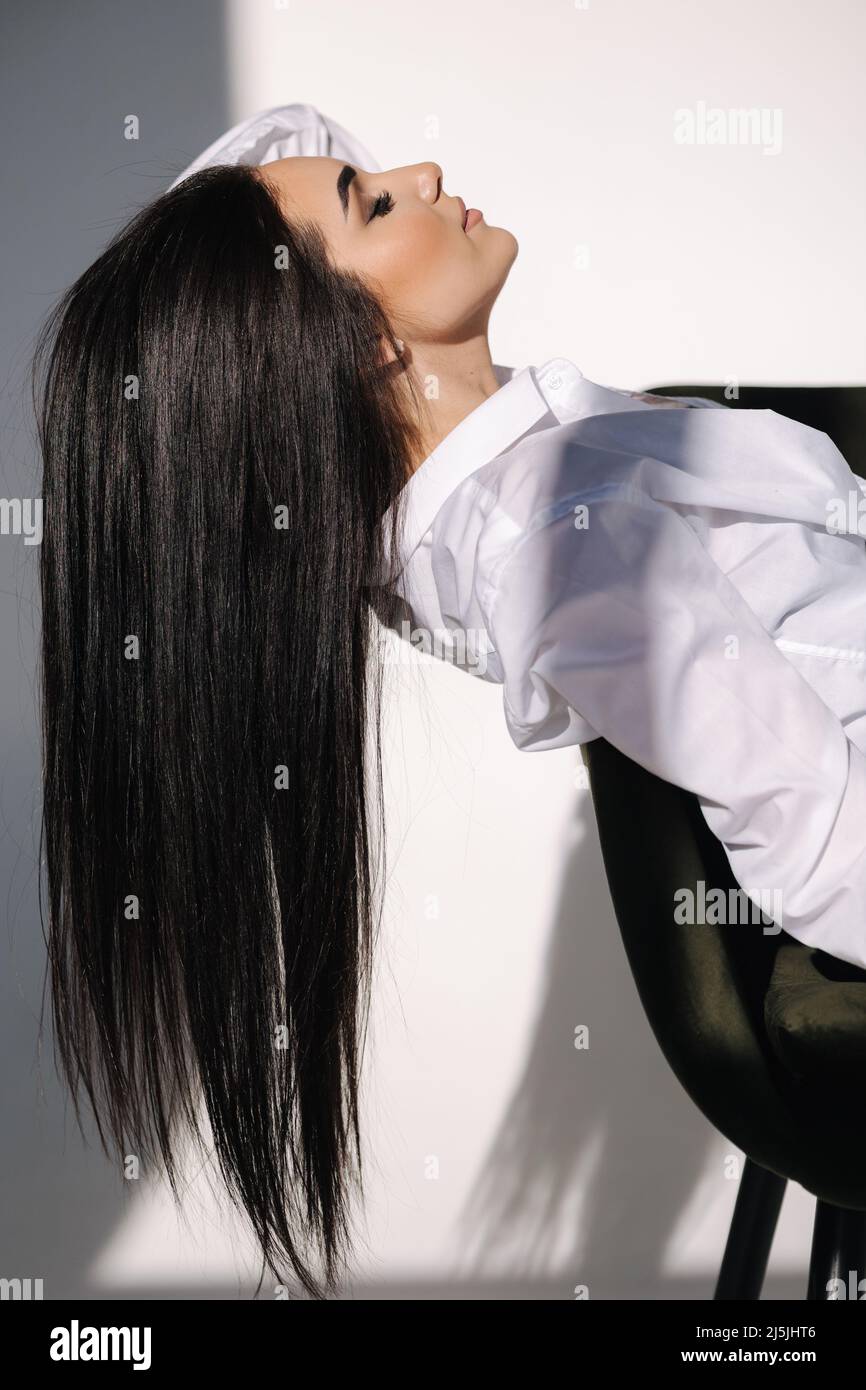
[179,107,866,972]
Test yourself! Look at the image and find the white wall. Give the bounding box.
[226,0,866,391]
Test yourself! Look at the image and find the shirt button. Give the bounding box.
[547,373,562,391]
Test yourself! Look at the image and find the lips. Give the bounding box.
[457,196,483,232]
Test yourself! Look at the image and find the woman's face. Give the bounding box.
[255,157,518,348]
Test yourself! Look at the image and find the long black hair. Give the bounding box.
[32,163,426,1297]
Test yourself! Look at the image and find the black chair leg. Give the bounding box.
[807,1201,866,1300]
[714,1157,787,1300]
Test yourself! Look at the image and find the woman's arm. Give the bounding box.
[485,485,866,969]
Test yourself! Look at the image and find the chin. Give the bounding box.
[494,227,520,273]
[480,219,514,250]
[486,223,518,260]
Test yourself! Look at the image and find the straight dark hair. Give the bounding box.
[32,164,424,1297]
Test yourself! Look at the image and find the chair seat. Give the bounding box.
[763,941,866,1084]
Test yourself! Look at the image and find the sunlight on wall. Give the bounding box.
[224,0,865,386]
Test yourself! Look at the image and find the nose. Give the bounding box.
[389,162,442,204]
[418,162,443,203]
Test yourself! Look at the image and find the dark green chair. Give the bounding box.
[584,382,866,1300]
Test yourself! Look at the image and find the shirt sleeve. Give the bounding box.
[485,483,866,969]
[168,102,381,190]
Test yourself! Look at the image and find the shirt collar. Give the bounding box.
[383,356,652,576]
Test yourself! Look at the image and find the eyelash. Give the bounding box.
[367,190,395,222]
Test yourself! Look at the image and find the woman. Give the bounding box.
[33,104,866,1298]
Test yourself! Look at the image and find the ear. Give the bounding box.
[379,335,405,367]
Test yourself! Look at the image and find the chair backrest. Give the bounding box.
[584,735,786,1123]
[583,384,866,1173]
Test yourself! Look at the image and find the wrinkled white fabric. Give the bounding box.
[386,356,866,968]
[168,102,380,190]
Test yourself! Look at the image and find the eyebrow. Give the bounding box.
[337,163,358,220]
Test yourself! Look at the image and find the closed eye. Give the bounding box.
[367,190,395,223]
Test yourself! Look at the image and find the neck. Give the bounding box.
[399,336,502,475]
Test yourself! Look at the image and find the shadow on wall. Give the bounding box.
[450,788,738,1298]
[0,0,232,1300]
